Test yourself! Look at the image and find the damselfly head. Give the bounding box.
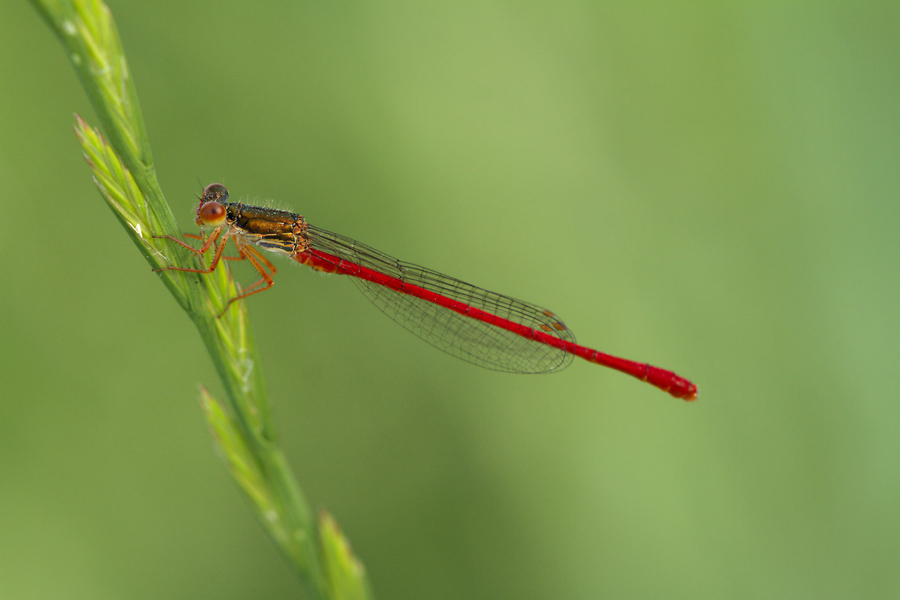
[196,183,229,227]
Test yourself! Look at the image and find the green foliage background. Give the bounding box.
[1,2,898,598]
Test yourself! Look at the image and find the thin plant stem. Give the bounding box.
[30,1,371,598]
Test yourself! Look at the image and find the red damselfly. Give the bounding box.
[156,184,697,400]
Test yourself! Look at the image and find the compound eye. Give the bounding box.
[201,183,229,203]
[197,201,227,226]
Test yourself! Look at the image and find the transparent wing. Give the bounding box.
[305,225,576,373]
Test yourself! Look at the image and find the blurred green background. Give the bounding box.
[2,2,898,598]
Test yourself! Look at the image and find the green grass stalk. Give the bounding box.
[30,1,370,598]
